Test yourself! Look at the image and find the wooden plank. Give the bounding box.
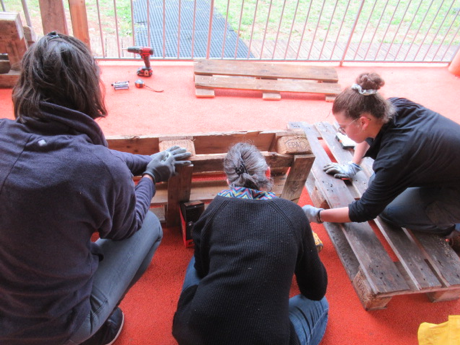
[289,121,409,295]
[195,88,215,98]
[195,75,342,95]
[280,154,314,203]
[107,130,306,155]
[38,0,69,35]
[0,12,28,71]
[165,164,193,227]
[69,0,91,49]
[194,59,339,82]
[411,232,460,287]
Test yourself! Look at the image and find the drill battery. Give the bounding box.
[111,81,129,90]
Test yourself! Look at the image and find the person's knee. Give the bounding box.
[143,211,163,242]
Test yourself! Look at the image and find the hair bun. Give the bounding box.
[356,72,385,91]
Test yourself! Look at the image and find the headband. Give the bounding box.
[351,83,378,96]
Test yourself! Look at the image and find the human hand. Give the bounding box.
[143,146,192,183]
[302,205,324,224]
[323,162,361,180]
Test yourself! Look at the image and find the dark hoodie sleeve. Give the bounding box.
[109,149,151,176]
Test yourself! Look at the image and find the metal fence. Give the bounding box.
[6,0,460,63]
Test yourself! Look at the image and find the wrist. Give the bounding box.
[317,209,324,224]
[142,172,156,183]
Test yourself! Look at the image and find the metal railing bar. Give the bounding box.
[129,0,134,47]
[272,0,287,59]
[20,0,32,27]
[432,7,458,61]
[413,0,445,61]
[296,0,314,60]
[341,0,366,65]
[403,0,435,61]
[319,0,339,60]
[191,0,197,58]
[247,0,260,59]
[330,1,351,61]
[96,0,106,57]
[259,0,274,60]
[352,1,377,61]
[113,0,121,58]
[221,0,231,58]
[308,0,327,60]
[383,0,413,61]
[234,0,246,59]
[374,0,403,60]
[364,0,391,61]
[441,23,460,61]
[162,0,165,57]
[177,0,182,58]
[393,0,424,61]
[423,0,455,61]
[284,0,301,60]
[206,0,215,59]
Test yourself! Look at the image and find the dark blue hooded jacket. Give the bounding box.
[0,103,154,344]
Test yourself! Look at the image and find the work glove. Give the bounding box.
[302,205,324,224]
[143,146,192,183]
[323,162,361,180]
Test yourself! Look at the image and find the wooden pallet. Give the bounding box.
[194,59,341,101]
[289,121,460,310]
[0,12,28,88]
[106,128,314,227]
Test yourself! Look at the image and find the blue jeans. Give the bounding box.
[66,211,163,344]
[182,258,329,345]
[369,175,460,235]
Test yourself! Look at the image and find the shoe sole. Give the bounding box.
[105,311,125,345]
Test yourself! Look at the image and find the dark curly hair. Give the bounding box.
[12,32,107,122]
[332,72,394,123]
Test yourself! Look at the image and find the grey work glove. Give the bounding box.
[302,205,324,224]
[323,161,361,180]
[143,146,192,183]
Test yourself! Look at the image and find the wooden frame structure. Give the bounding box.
[106,129,315,226]
[194,59,342,101]
[290,121,460,310]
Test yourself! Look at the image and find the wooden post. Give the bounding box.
[38,0,69,35]
[68,0,91,49]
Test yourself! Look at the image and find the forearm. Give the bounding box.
[110,150,151,175]
[352,142,369,166]
[320,207,350,223]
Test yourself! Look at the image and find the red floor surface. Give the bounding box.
[1,63,459,345]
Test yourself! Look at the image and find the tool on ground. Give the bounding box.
[111,81,129,90]
[134,79,164,93]
[127,46,154,77]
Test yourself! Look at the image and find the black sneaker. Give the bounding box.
[80,308,125,345]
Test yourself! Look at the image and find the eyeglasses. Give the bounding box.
[337,118,359,135]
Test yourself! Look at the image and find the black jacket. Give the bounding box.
[349,97,460,222]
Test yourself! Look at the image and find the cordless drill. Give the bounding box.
[127,46,154,77]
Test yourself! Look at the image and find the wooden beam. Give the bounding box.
[68,0,90,49]
[38,0,68,35]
